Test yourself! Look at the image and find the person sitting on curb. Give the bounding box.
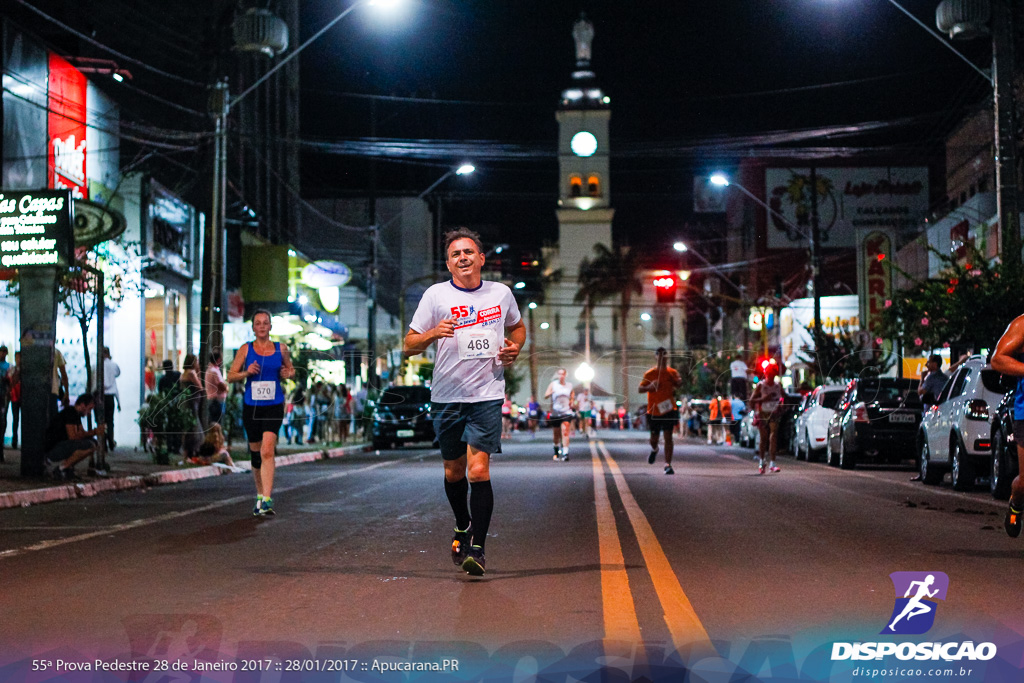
[45,393,104,481]
[191,423,240,470]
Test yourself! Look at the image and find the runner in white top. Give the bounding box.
[405,228,526,576]
[544,368,575,461]
[576,388,594,438]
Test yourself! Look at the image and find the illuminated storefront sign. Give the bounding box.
[47,54,88,199]
[0,190,74,267]
[863,231,892,333]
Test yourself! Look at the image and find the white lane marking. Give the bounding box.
[0,459,401,561]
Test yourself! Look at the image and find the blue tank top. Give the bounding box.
[243,342,284,406]
[1015,353,1024,420]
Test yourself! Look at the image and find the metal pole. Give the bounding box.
[367,226,379,391]
[202,80,228,369]
[992,0,1021,272]
[85,264,106,471]
[809,166,822,366]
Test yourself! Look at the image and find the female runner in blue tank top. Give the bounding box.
[227,309,295,516]
[991,314,1024,539]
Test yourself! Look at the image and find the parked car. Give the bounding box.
[777,391,806,454]
[793,384,846,461]
[370,385,433,449]
[989,389,1020,500]
[826,377,922,469]
[918,356,1016,490]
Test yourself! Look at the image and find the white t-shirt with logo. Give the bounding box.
[548,380,574,417]
[730,360,748,379]
[410,280,522,404]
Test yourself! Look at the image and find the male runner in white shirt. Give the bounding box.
[405,228,526,576]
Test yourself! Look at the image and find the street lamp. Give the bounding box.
[203,0,402,365]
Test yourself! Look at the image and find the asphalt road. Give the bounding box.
[0,430,1021,681]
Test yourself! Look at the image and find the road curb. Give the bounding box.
[0,444,370,511]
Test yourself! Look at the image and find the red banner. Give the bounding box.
[48,53,88,199]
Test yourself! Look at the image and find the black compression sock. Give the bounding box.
[444,476,471,531]
[469,480,494,551]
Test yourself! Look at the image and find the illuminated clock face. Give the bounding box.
[570,131,598,157]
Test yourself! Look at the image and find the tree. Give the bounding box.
[800,327,893,381]
[10,239,142,393]
[877,246,1018,354]
[575,244,645,413]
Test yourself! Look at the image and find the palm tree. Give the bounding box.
[575,243,645,414]
[512,254,561,401]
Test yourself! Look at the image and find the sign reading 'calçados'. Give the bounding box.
[0,190,74,268]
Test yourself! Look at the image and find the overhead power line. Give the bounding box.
[12,0,207,88]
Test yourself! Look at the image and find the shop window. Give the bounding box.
[588,175,601,196]
[569,175,582,197]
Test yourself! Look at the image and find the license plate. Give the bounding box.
[396,429,415,438]
[888,413,915,424]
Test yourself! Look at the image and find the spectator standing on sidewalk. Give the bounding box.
[204,351,229,426]
[102,347,120,451]
[50,347,68,416]
[178,354,205,461]
[8,351,20,451]
[157,359,180,394]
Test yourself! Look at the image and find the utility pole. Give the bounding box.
[809,166,822,360]
[202,79,229,368]
[991,0,1020,273]
[367,98,379,391]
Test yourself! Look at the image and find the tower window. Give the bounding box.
[569,175,582,197]
[588,175,601,196]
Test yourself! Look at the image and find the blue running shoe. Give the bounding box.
[252,497,262,516]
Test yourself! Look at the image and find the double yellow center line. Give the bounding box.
[590,439,715,659]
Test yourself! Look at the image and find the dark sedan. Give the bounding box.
[371,385,434,449]
[826,377,922,469]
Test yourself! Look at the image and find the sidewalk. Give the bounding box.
[0,439,370,511]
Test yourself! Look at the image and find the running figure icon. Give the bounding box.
[887,574,939,632]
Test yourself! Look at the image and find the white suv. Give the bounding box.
[793,384,846,462]
[918,356,1011,490]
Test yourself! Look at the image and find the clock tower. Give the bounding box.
[555,12,613,277]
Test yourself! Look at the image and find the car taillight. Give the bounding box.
[854,402,869,423]
[966,399,989,421]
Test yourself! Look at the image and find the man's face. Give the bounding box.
[556,369,566,381]
[446,238,484,281]
[76,401,94,416]
[926,359,939,373]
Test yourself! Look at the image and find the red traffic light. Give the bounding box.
[758,357,778,375]
[653,276,677,303]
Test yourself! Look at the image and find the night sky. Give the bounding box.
[297,0,991,255]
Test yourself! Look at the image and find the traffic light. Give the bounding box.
[653,275,677,303]
[757,356,778,377]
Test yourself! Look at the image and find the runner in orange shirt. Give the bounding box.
[638,347,683,474]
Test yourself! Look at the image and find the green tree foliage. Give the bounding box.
[675,351,734,397]
[575,244,645,412]
[800,328,893,381]
[878,247,1018,353]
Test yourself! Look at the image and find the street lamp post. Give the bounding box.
[418,163,475,271]
[203,0,401,366]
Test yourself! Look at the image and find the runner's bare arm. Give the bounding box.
[279,344,295,380]
[497,319,526,364]
[638,375,655,393]
[991,315,1024,376]
[404,318,456,357]
[226,344,252,383]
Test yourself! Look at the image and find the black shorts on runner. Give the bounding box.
[243,402,285,443]
[547,413,574,427]
[1013,416,1024,452]
[648,410,680,435]
[432,399,503,461]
